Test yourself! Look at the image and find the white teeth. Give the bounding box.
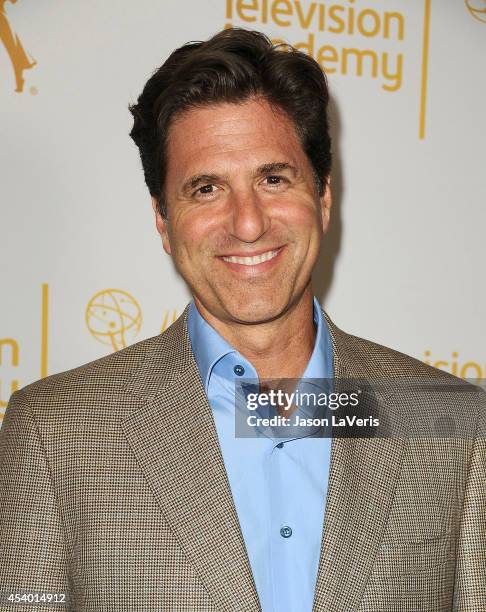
[222,249,279,265]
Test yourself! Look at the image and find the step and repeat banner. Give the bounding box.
[1,0,485,425]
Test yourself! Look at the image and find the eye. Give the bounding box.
[263,175,288,187]
[194,184,219,198]
[200,184,214,193]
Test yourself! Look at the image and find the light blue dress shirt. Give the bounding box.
[187,297,333,612]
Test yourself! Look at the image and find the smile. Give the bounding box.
[221,249,280,266]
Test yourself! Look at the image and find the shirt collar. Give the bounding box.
[187,300,236,392]
[187,297,332,392]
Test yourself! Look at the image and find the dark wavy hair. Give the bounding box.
[129,27,332,218]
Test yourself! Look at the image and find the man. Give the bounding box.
[0,27,484,612]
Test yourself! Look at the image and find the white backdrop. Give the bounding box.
[1,0,485,425]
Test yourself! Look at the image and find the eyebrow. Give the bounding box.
[255,162,298,177]
[181,174,222,195]
[181,162,298,196]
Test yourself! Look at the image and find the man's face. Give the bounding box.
[153,97,331,325]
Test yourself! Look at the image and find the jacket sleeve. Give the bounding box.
[0,390,70,611]
[453,393,486,610]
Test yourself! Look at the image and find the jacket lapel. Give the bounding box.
[120,306,261,612]
[311,313,405,611]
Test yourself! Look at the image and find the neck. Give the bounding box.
[194,288,317,380]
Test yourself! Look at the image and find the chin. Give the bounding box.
[223,297,287,324]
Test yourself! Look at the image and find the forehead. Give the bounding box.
[165,98,306,179]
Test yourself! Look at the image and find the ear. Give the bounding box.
[151,196,172,255]
[319,176,332,233]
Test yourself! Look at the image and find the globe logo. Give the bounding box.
[85,289,142,351]
[465,0,486,23]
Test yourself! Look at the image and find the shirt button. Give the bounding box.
[276,442,284,449]
[280,525,292,538]
[233,364,245,376]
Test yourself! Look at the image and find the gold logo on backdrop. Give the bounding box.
[0,338,19,422]
[85,289,142,351]
[161,309,178,333]
[423,350,485,381]
[224,0,432,138]
[0,0,36,92]
[465,0,486,23]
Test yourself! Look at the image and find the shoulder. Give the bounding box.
[352,334,452,378]
[16,335,157,399]
[8,311,191,426]
[14,305,192,410]
[326,312,485,405]
[325,312,454,380]
[325,323,486,447]
[328,318,485,432]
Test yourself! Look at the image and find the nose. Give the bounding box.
[228,187,270,243]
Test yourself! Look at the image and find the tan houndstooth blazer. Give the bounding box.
[1,305,485,611]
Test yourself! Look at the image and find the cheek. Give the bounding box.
[276,198,322,234]
[169,214,213,262]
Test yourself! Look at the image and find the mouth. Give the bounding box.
[220,247,282,266]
